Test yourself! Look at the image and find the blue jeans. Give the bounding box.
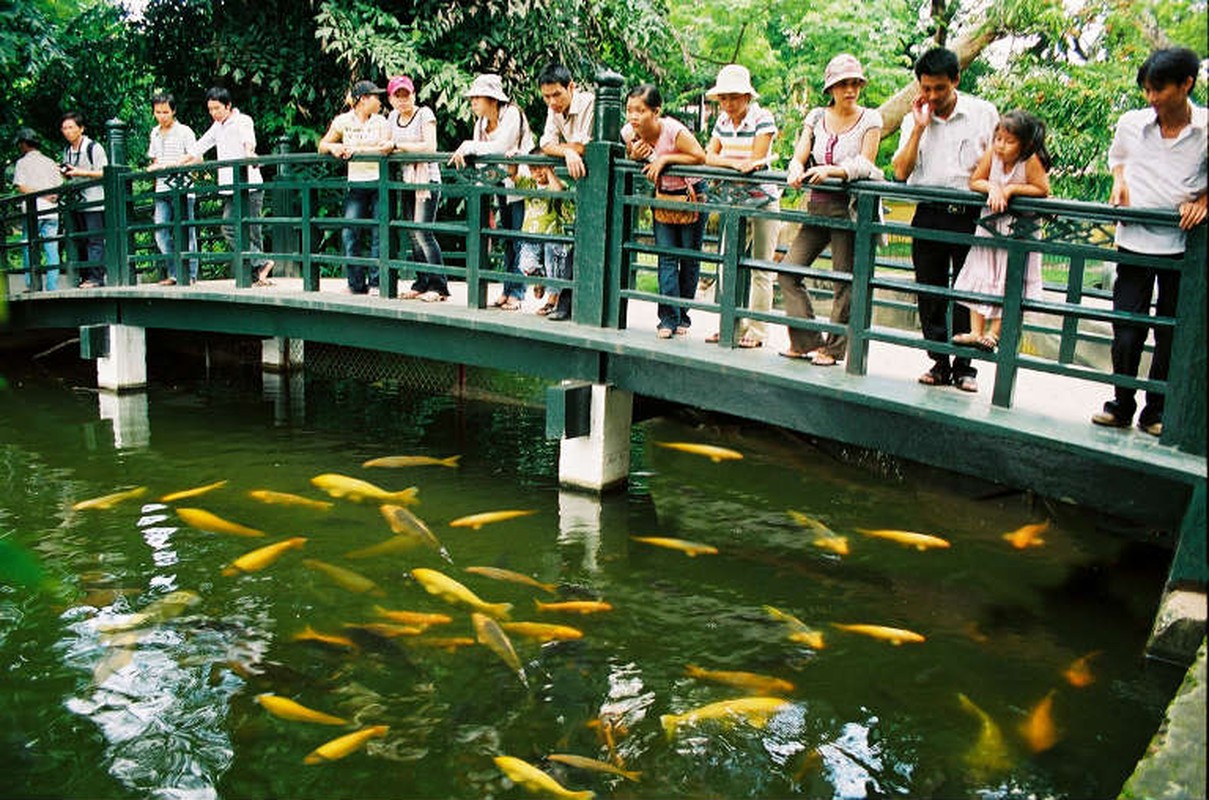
[653,214,705,331]
[154,194,198,282]
[498,197,525,300]
[400,190,447,295]
[22,216,60,291]
[343,187,380,293]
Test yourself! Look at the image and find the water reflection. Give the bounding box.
[97,391,150,450]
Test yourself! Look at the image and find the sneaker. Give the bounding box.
[1091,411,1131,428]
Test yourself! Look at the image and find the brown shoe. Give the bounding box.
[1091,411,1131,429]
[1139,420,1163,436]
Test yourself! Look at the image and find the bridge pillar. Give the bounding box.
[549,382,632,493]
[262,337,304,372]
[84,324,147,392]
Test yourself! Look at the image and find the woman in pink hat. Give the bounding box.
[387,75,449,301]
[779,53,883,366]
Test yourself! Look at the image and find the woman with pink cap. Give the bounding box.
[387,74,449,301]
[449,73,535,310]
[779,53,883,366]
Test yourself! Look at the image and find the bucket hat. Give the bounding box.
[823,54,866,92]
[464,73,509,103]
[705,64,759,99]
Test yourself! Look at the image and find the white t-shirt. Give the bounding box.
[328,110,390,184]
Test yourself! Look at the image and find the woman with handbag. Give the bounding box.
[621,84,707,339]
[779,54,883,365]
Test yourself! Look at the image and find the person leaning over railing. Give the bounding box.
[387,74,449,302]
[181,86,274,286]
[11,128,62,292]
[448,73,535,311]
[779,54,883,367]
[146,92,198,286]
[621,83,707,340]
[702,63,780,350]
[59,111,107,289]
[1092,47,1208,438]
[318,80,393,296]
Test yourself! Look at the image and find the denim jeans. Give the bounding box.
[221,191,268,273]
[22,216,60,291]
[653,214,705,331]
[498,197,526,300]
[343,186,380,293]
[154,194,198,282]
[400,190,447,296]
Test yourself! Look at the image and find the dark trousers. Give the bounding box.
[498,197,526,300]
[72,210,106,285]
[911,204,979,379]
[1104,248,1180,425]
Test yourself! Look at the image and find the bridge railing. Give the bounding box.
[2,128,1204,455]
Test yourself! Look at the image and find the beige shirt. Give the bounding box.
[13,148,63,216]
[540,90,595,150]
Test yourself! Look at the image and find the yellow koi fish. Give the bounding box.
[95,589,201,633]
[408,636,476,652]
[957,692,1011,780]
[630,536,718,557]
[660,696,790,738]
[832,623,926,645]
[223,537,307,576]
[379,504,447,555]
[302,558,383,596]
[248,489,334,511]
[1063,650,1102,688]
[362,454,461,468]
[764,605,827,650]
[653,441,743,462]
[411,568,512,619]
[292,624,359,651]
[373,606,453,627]
[72,486,148,511]
[256,694,348,726]
[1003,520,1050,549]
[855,528,951,551]
[788,511,850,555]
[176,507,265,538]
[448,509,537,530]
[473,612,526,685]
[534,599,613,615]
[546,753,641,782]
[493,755,595,800]
[500,622,584,642]
[304,724,389,765]
[342,622,425,638]
[1019,689,1059,753]
[160,480,228,503]
[465,566,558,594]
[344,536,417,560]
[685,664,795,696]
[310,473,418,505]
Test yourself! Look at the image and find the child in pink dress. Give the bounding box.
[953,110,1052,350]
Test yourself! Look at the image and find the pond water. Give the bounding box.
[0,338,1183,799]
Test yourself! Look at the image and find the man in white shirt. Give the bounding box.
[60,111,109,288]
[537,62,594,321]
[12,128,62,291]
[184,87,274,285]
[147,92,198,285]
[318,80,392,294]
[1092,47,1207,436]
[892,48,998,393]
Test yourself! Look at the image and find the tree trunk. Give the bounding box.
[876,26,1002,136]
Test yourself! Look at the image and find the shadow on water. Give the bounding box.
[0,332,1187,799]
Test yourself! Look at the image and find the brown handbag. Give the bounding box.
[653,177,699,225]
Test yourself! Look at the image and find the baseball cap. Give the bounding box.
[387,76,415,96]
[350,80,386,100]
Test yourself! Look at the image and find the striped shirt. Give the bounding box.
[148,121,197,192]
[710,102,780,199]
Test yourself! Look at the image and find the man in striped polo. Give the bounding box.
[147,92,198,285]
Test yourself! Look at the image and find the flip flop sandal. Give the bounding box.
[918,369,950,386]
[418,291,445,302]
[812,354,838,366]
[738,336,764,349]
[976,335,999,351]
[954,376,979,393]
[779,350,812,360]
[536,304,557,316]
[705,332,721,343]
[499,299,522,311]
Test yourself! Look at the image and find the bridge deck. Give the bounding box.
[9,278,1201,529]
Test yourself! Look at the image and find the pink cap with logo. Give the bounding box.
[387,75,415,96]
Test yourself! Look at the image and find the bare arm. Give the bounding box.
[706,131,773,174]
[785,124,815,189]
[644,128,705,182]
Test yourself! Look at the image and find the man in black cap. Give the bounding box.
[319,80,392,294]
[11,128,63,291]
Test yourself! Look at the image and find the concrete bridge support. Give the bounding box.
[261,337,304,372]
[547,382,633,493]
[80,324,147,392]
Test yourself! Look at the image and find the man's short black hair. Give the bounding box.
[205,86,233,107]
[914,47,960,81]
[151,92,176,110]
[538,62,574,88]
[60,111,85,128]
[1137,48,1201,90]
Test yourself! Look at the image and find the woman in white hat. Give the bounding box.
[449,73,535,310]
[779,53,883,366]
[703,63,780,349]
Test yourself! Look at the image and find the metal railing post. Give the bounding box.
[272,136,299,278]
[231,161,248,288]
[1161,224,1207,454]
[991,242,1029,408]
[572,69,624,326]
[846,190,879,376]
[103,165,132,285]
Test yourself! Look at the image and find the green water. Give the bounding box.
[0,341,1182,799]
